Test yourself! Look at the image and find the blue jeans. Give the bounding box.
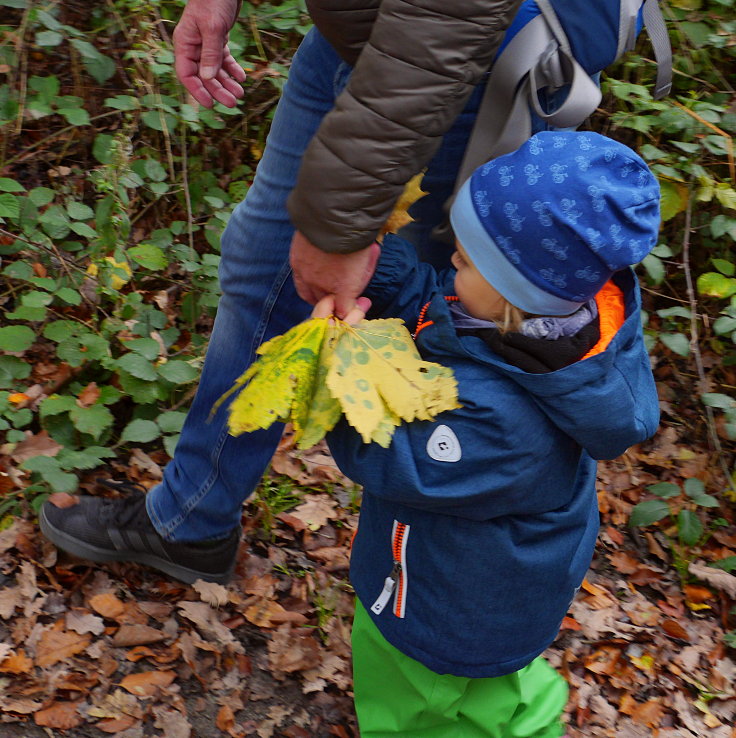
[146,28,560,541]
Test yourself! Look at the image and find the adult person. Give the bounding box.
[39,0,533,583]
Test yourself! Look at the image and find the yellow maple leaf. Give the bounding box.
[326,319,460,446]
[220,318,328,435]
[379,172,428,237]
[217,316,460,449]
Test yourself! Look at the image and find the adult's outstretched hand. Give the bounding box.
[290,231,381,320]
[173,0,246,108]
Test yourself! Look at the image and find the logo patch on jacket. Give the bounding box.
[426,425,461,462]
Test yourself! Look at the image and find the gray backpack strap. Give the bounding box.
[453,1,601,196]
[642,0,672,99]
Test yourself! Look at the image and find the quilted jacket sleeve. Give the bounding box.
[287,0,523,254]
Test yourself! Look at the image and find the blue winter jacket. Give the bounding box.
[327,234,660,677]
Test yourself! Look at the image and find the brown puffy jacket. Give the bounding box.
[286,0,522,254]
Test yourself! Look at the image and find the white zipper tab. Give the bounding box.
[370,576,397,615]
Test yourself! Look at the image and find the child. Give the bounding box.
[321,130,661,737]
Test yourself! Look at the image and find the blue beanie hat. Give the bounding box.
[450,131,660,316]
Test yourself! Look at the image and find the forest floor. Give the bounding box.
[1,419,735,738]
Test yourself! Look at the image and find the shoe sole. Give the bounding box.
[39,507,235,585]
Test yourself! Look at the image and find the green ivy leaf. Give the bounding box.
[710,215,736,241]
[69,221,97,238]
[659,180,688,222]
[629,499,671,527]
[683,478,705,497]
[158,360,198,385]
[69,39,116,83]
[40,394,77,418]
[28,187,55,206]
[58,446,116,471]
[122,337,160,361]
[163,434,180,457]
[104,95,139,111]
[677,509,703,546]
[35,29,63,46]
[93,134,114,164]
[0,357,31,388]
[698,272,736,299]
[59,107,90,126]
[702,393,735,410]
[116,353,157,381]
[0,193,20,219]
[0,178,25,192]
[657,306,692,320]
[67,201,95,220]
[0,325,35,352]
[157,411,187,434]
[128,243,168,270]
[709,556,736,573]
[55,287,82,306]
[118,373,166,404]
[647,482,681,499]
[641,254,665,284]
[659,332,690,357]
[712,258,735,276]
[120,418,161,444]
[69,404,114,439]
[43,320,78,342]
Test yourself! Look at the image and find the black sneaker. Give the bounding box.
[39,483,239,584]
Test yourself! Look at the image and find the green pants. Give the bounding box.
[352,601,568,738]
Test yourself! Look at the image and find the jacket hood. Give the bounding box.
[426,267,659,460]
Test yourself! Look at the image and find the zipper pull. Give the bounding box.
[370,563,401,615]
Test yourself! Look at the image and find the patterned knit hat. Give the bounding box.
[449,131,660,316]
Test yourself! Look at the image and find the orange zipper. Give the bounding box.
[413,296,460,339]
[369,520,411,618]
[392,522,408,618]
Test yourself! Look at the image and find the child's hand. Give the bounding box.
[312,295,371,325]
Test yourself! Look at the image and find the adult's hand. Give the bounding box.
[290,231,380,319]
[173,0,246,108]
[312,295,372,325]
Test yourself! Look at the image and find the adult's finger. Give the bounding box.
[343,297,371,325]
[311,296,337,319]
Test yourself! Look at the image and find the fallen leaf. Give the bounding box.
[129,448,163,480]
[290,494,337,531]
[621,697,666,729]
[688,561,736,598]
[36,621,92,667]
[609,551,641,574]
[193,579,230,608]
[662,618,690,641]
[268,625,321,675]
[1,698,42,715]
[34,701,84,730]
[560,616,581,631]
[119,670,176,697]
[112,624,167,647]
[244,598,292,628]
[216,704,236,733]
[584,646,621,675]
[10,430,63,463]
[684,584,715,603]
[66,609,105,635]
[0,649,33,674]
[47,492,80,509]
[77,382,101,407]
[89,592,126,620]
[153,705,193,738]
[96,715,139,733]
[0,586,21,619]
